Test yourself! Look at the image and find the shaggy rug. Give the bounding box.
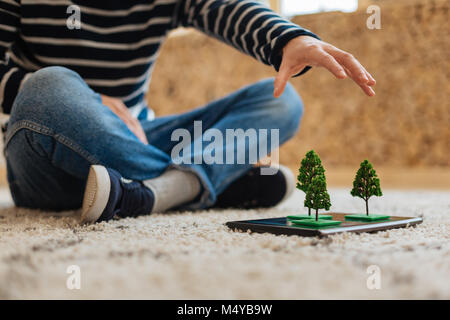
[0,187,448,299]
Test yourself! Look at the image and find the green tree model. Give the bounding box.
[297,150,325,216]
[350,160,383,215]
[304,175,331,221]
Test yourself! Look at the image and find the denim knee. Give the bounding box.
[9,66,101,129]
[10,66,87,117]
[17,66,82,98]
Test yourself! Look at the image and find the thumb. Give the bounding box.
[274,60,306,98]
[273,62,291,98]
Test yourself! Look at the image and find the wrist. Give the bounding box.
[282,35,318,55]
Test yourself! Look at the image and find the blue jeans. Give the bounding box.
[3,66,303,211]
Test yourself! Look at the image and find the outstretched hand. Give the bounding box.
[274,36,376,98]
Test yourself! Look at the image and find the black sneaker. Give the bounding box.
[80,165,155,224]
[214,165,295,209]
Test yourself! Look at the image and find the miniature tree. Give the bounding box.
[350,160,382,215]
[297,150,325,216]
[304,175,331,221]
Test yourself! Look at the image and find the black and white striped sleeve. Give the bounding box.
[174,0,320,75]
[0,0,31,114]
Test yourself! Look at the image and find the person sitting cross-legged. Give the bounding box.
[0,0,375,223]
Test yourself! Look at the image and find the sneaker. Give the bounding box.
[80,165,154,224]
[214,165,295,209]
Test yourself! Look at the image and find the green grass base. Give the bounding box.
[291,219,342,228]
[287,215,333,220]
[345,214,390,222]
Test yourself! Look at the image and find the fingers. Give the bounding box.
[342,55,368,83]
[325,46,376,96]
[362,84,376,97]
[131,118,149,144]
[273,60,292,98]
[274,59,307,98]
[122,116,148,145]
[102,95,149,144]
[343,66,375,97]
[365,70,376,86]
[315,50,347,79]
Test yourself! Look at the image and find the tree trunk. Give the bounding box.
[366,199,369,215]
[308,207,311,216]
[316,209,319,221]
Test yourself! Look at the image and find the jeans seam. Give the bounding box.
[4,119,100,164]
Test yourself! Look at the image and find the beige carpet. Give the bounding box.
[0,187,448,300]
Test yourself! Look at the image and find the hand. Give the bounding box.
[100,95,149,144]
[274,36,376,98]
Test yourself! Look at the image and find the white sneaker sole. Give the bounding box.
[80,165,111,224]
[278,164,295,203]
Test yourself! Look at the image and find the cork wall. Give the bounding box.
[147,0,449,168]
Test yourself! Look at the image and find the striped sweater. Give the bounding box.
[0,0,319,119]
